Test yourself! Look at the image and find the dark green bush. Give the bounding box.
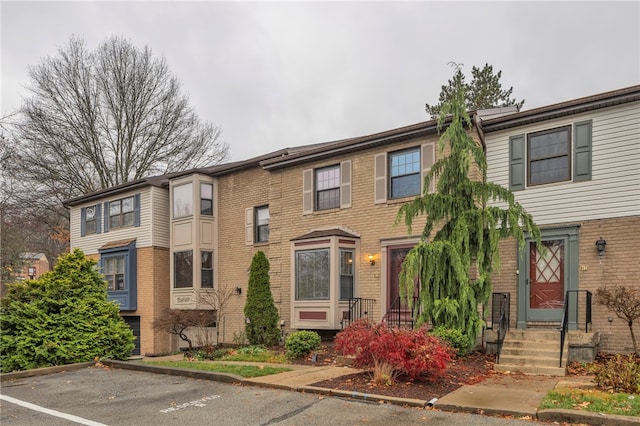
[243,251,280,346]
[285,330,321,359]
[0,250,135,373]
[431,326,471,356]
[594,354,640,394]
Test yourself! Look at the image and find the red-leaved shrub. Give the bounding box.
[335,320,454,384]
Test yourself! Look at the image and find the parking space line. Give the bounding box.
[0,394,107,426]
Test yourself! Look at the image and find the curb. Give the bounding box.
[299,385,428,407]
[102,360,243,384]
[537,409,640,426]
[0,362,95,382]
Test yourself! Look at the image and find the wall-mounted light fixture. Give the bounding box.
[595,237,607,257]
[368,254,375,266]
[234,286,242,295]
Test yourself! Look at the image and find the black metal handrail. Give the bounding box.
[559,290,593,367]
[486,292,510,362]
[341,297,375,328]
[384,296,421,329]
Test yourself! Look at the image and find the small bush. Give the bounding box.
[285,330,321,359]
[335,320,454,385]
[237,345,267,355]
[594,354,640,394]
[431,326,471,356]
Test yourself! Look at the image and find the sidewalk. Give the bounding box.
[5,356,638,425]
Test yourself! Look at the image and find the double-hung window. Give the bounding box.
[99,239,137,310]
[85,205,98,234]
[174,250,193,288]
[104,255,125,291]
[315,165,340,210]
[109,196,135,229]
[339,249,354,300]
[389,147,421,199]
[509,120,592,191]
[255,205,269,243]
[201,251,213,288]
[201,183,213,216]
[527,126,571,186]
[81,204,101,236]
[295,249,330,300]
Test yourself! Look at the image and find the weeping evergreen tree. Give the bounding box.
[397,66,541,353]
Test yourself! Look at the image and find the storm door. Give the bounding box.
[526,239,566,322]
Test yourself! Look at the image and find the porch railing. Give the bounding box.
[559,290,592,367]
[341,297,375,328]
[485,292,510,362]
[383,296,421,329]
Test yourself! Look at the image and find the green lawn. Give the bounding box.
[541,387,640,417]
[143,360,291,378]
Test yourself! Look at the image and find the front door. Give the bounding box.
[388,246,411,310]
[526,239,566,322]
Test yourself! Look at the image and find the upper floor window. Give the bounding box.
[201,183,213,216]
[528,126,571,186]
[303,161,351,214]
[85,205,97,234]
[509,120,592,191]
[201,251,213,288]
[174,250,193,288]
[81,204,101,236]
[374,143,434,204]
[255,205,269,243]
[173,183,193,218]
[315,165,340,210]
[109,196,135,229]
[389,147,420,199]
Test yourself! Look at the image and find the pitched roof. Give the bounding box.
[480,85,640,132]
[291,227,360,241]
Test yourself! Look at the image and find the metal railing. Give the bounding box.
[384,296,421,329]
[485,292,510,362]
[559,290,593,367]
[341,297,375,328]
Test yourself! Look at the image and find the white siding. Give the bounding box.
[70,187,159,255]
[486,102,640,225]
[149,186,170,248]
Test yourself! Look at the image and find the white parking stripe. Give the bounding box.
[0,394,108,426]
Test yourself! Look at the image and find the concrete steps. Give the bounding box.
[495,330,567,376]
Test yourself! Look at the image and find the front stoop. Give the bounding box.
[494,330,567,376]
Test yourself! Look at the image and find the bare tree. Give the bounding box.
[153,309,216,350]
[597,286,640,354]
[199,286,236,345]
[11,35,228,199]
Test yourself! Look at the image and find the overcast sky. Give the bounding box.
[2,1,639,162]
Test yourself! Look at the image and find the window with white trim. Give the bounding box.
[389,147,421,198]
[295,249,330,300]
[315,165,340,210]
[109,196,135,229]
[174,250,193,288]
[201,251,213,288]
[173,183,193,218]
[85,205,98,234]
[201,183,213,216]
[255,205,269,243]
[104,255,125,291]
[99,240,137,310]
[339,249,354,300]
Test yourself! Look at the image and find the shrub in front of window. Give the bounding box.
[244,251,280,346]
[285,330,321,360]
[335,320,453,385]
[0,249,135,373]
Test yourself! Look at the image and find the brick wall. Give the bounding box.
[490,215,640,353]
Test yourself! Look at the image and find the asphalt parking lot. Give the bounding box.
[1,366,536,425]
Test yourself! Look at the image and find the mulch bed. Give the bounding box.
[287,342,498,401]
